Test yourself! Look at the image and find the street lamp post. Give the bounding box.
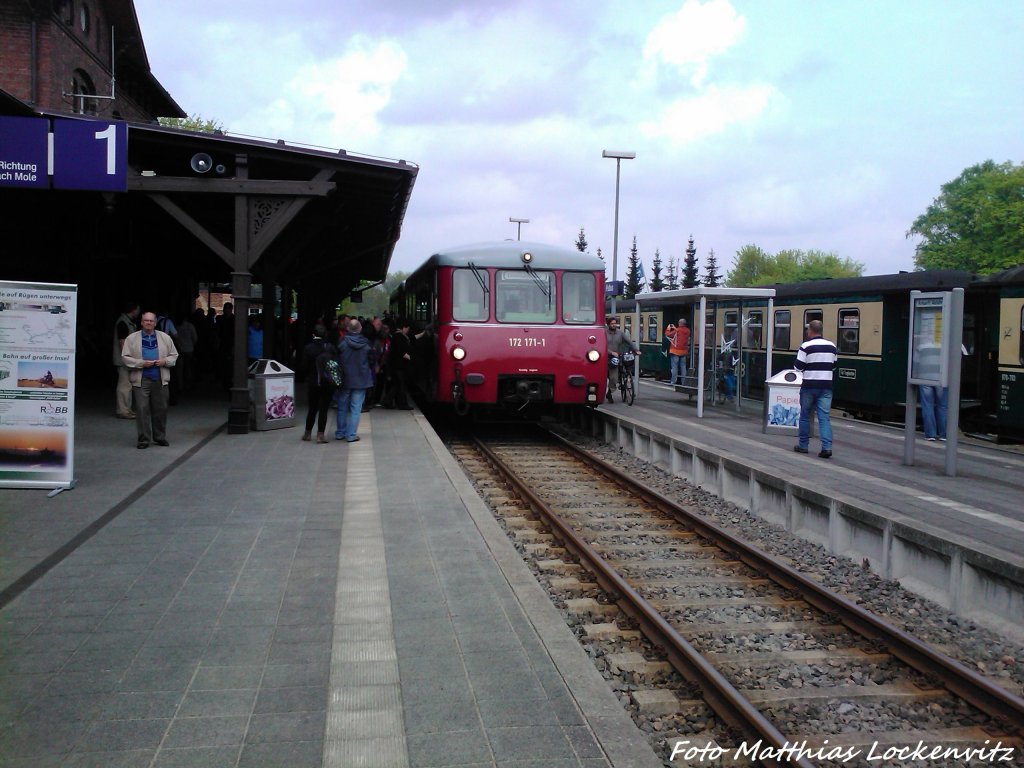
[602,150,635,317]
[509,217,530,241]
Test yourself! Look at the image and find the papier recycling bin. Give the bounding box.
[249,359,295,431]
[763,368,802,434]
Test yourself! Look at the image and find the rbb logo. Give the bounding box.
[40,404,68,414]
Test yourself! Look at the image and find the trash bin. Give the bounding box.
[763,368,802,434]
[249,359,295,431]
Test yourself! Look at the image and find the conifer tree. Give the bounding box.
[702,248,722,287]
[650,249,665,292]
[574,227,588,253]
[625,236,643,298]
[665,257,679,290]
[683,235,700,288]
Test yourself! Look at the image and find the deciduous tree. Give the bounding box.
[907,160,1024,274]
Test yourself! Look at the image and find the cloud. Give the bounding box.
[235,36,407,147]
[640,82,779,144]
[644,0,747,87]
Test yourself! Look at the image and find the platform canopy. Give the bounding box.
[631,286,777,417]
[1,90,418,430]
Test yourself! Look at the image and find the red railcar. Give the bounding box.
[390,241,607,414]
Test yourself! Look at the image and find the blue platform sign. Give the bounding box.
[0,117,49,189]
[52,118,127,192]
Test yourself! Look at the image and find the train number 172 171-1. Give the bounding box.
[508,337,546,347]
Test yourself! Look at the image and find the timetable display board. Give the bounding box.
[907,291,950,386]
[0,281,77,490]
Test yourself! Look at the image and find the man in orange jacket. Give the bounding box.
[665,318,690,385]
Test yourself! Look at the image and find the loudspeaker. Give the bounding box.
[190,153,213,173]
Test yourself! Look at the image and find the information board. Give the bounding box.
[907,292,949,386]
[0,281,77,490]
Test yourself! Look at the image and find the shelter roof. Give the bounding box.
[630,286,776,306]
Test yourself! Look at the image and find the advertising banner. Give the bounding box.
[0,281,77,490]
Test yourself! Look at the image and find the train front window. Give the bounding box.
[774,310,791,350]
[838,308,860,354]
[452,269,488,322]
[496,270,555,323]
[561,272,596,324]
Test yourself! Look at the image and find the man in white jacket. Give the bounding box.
[121,312,178,449]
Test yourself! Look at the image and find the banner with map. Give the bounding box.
[0,281,76,490]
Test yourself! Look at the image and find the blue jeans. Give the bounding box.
[669,354,687,385]
[919,385,947,439]
[798,388,833,451]
[335,388,368,441]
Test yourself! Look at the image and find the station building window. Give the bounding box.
[452,268,488,322]
[55,0,73,25]
[71,69,97,115]
[773,310,791,350]
[561,272,595,324]
[837,308,860,354]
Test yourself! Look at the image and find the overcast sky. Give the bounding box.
[134,0,1024,281]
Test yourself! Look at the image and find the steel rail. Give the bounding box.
[473,437,816,768]
[542,428,1024,734]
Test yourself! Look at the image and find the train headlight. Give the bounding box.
[521,251,533,264]
[452,346,467,361]
[586,349,600,363]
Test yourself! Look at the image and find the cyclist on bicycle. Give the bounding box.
[605,316,639,403]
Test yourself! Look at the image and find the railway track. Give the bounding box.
[448,427,1024,767]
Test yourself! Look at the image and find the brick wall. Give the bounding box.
[0,6,35,102]
[0,3,156,122]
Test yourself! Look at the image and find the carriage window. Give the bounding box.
[1020,307,1024,366]
[704,311,715,350]
[746,311,763,349]
[647,315,658,342]
[837,308,860,354]
[561,272,595,324]
[774,310,791,350]
[452,269,488,322]
[414,289,431,323]
[496,270,555,323]
[724,311,738,348]
[803,309,823,340]
[623,316,632,337]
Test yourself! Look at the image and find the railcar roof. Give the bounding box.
[427,241,605,271]
[769,270,975,297]
[972,264,1024,286]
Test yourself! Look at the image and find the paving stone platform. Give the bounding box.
[0,390,662,768]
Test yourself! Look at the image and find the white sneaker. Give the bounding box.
[926,437,937,442]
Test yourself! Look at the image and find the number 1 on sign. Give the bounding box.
[94,124,117,175]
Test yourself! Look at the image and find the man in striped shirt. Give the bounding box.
[793,319,838,458]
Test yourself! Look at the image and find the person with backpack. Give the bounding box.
[301,325,339,444]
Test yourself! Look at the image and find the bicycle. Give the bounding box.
[619,350,636,405]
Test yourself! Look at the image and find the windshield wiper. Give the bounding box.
[524,264,551,300]
[468,261,489,296]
